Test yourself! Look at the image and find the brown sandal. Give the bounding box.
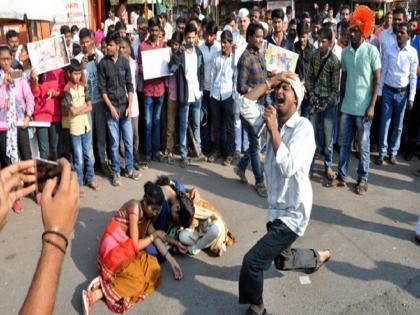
[325,178,346,188]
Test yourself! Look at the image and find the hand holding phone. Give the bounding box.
[35,159,62,192]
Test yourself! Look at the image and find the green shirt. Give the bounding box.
[341,42,381,116]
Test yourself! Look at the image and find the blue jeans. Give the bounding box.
[71,131,94,186]
[144,95,164,158]
[106,111,134,174]
[337,113,371,181]
[36,122,61,160]
[237,117,264,184]
[179,98,202,158]
[310,104,337,170]
[379,85,409,157]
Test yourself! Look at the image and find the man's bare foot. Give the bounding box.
[319,249,332,263]
[246,304,266,315]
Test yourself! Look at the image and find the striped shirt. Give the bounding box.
[236,46,267,95]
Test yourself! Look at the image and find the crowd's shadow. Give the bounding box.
[311,205,417,244]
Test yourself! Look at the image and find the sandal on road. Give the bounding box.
[246,306,267,315]
[325,178,346,188]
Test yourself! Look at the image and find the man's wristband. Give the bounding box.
[42,238,66,255]
[42,231,68,248]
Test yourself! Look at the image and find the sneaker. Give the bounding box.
[223,156,233,166]
[126,170,142,181]
[180,157,189,168]
[207,152,220,163]
[111,173,121,186]
[255,182,267,198]
[152,152,164,162]
[234,166,248,184]
[232,151,241,161]
[356,179,368,195]
[375,156,384,165]
[389,155,397,165]
[192,154,207,162]
[133,161,141,170]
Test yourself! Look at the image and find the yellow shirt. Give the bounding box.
[63,83,91,136]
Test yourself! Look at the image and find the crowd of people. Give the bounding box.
[0,1,419,315]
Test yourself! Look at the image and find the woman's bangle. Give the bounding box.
[42,231,68,249]
[43,238,66,255]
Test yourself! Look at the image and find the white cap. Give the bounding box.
[286,76,305,111]
[238,8,250,19]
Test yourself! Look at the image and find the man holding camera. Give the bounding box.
[306,27,341,179]
[238,71,331,315]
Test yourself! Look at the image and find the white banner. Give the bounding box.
[51,0,90,35]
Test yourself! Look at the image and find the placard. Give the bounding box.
[27,35,70,75]
[141,47,171,80]
[265,43,299,73]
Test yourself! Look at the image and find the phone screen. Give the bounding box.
[87,54,96,62]
[35,159,62,191]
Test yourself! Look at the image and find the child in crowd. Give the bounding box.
[164,31,183,164]
[62,59,99,197]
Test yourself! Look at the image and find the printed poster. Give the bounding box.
[265,43,299,73]
[27,35,70,75]
[141,47,171,80]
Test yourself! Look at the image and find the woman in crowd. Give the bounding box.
[82,182,183,314]
[0,45,34,212]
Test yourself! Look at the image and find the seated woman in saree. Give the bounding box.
[155,176,235,257]
[146,176,196,260]
[82,182,183,315]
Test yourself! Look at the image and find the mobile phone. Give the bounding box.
[35,159,62,191]
[10,70,23,80]
[87,54,96,62]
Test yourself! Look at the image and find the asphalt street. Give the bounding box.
[1,155,420,315]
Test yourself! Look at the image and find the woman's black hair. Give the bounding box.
[155,176,195,228]
[121,37,134,59]
[171,31,184,44]
[176,191,195,228]
[143,181,165,206]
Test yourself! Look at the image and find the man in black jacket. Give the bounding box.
[169,22,206,167]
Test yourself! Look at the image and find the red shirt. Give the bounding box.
[138,39,166,97]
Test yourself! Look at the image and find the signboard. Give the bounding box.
[28,35,70,75]
[267,1,293,11]
[141,47,172,80]
[51,0,90,35]
[265,43,299,72]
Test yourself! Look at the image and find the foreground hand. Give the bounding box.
[170,260,183,280]
[22,116,30,129]
[268,71,296,88]
[47,89,57,100]
[41,158,80,238]
[0,160,37,229]
[125,107,131,118]
[263,105,277,133]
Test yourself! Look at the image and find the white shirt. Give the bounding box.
[164,23,173,42]
[104,17,120,36]
[379,42,419,102]
[185,48,201,103]
[332,41,342,61]
[379,27,396,55]
[129,57,139,117]
[199,41,221,91]
[239,98,316,236]
[130,12,139,29]
[210,52,235,101]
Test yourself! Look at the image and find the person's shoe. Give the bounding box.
[111,173,122,186]
[12,200,23,213]
[389,155,397,165]
[207,152,220,163]
[375,155,384,165]
[310,249,332,273]
[356,179,368,195]
[180,157,189,168]
[126,170,141,181]
[232,151,241,161]
[192,154,207,162]
[326,177,346,188]
[152,152,164,162]
[187,245,201,255]
[234,166,248,184]
[255,182,267,198]
[87,181,100,191]
[166,153,175,165]
[133,161,141,170]
[223,156,233,166]
[325,167,336,180]
[99,163,112,178]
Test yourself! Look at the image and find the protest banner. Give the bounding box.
[27,35,70,75]
[141,47,171,80]
[265,43,299,73]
